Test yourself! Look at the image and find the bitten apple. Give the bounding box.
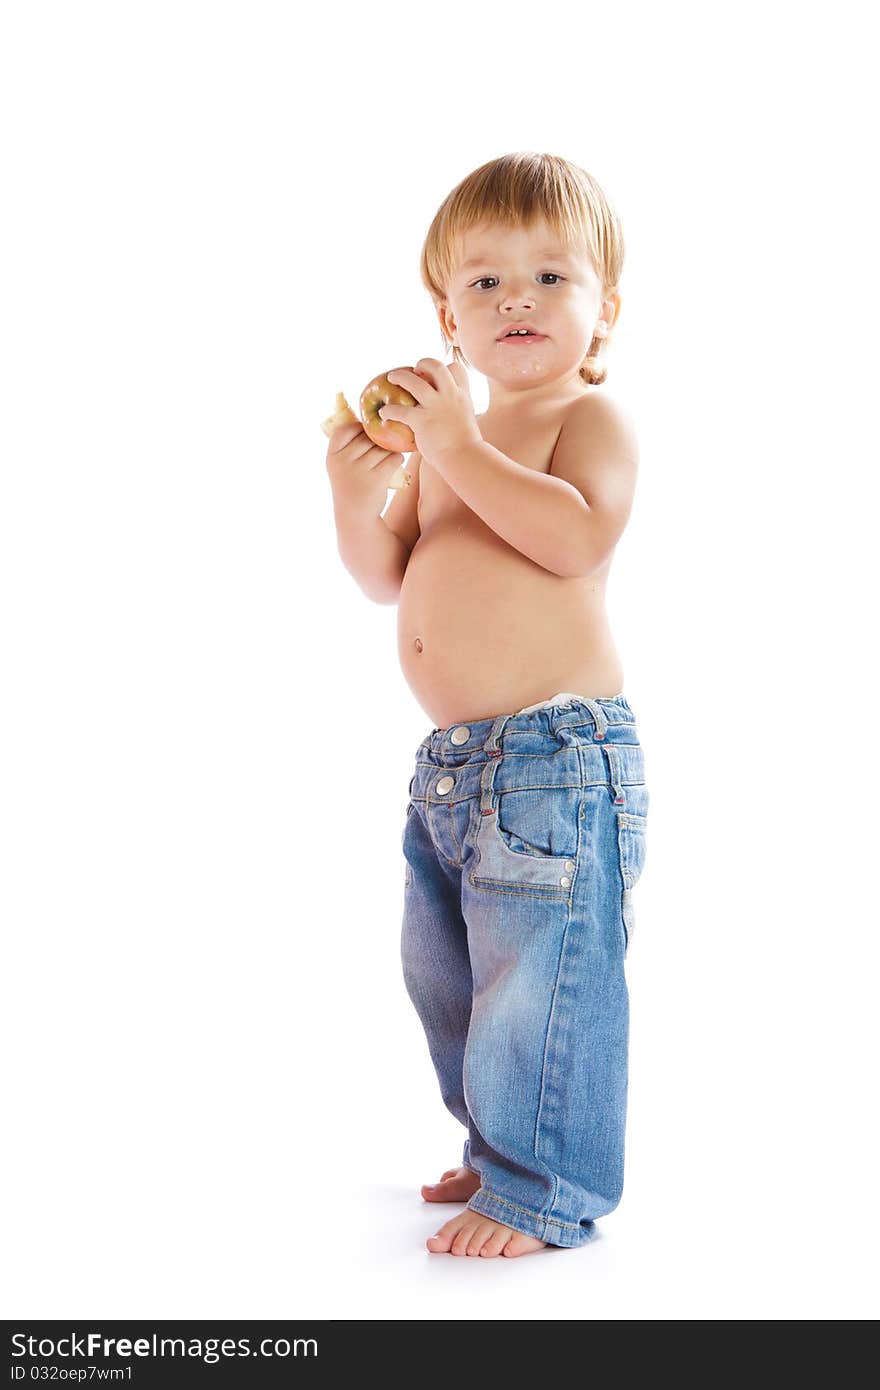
[359,368,419,459]
[320,387,411,490]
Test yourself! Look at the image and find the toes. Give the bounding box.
[422,1168,461,1194]
[480,1225,514,1257]
[421,1167,481,1204]
[426,1231,453,1253]
[502,1232,548,1257]
[450,1224,474,1256]
[465,1221,497,1256]
[428,1212,511,1257]
[427,1213,467,1254]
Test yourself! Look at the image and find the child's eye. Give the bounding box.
[471,273,565,290]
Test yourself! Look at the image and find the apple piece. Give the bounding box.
[389,465,412,489]
[320,390,359,437]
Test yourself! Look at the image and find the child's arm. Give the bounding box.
[326,424,421,605]
[334,511,410,605]
[426,394,637,578]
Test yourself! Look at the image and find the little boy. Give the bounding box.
[325,153,648,1257]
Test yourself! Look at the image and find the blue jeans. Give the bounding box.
[400,694,649,1247]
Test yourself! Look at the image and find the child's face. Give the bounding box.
[440,218,617,399]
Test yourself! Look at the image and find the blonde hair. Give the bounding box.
[419,151,625,387]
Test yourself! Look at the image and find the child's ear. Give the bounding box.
[603,291,621,331]
[437,302,456,343]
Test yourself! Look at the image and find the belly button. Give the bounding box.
[414,636,423,653]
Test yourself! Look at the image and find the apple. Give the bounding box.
[359,368,419,460]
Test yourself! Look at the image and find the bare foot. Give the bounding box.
[420,1166,481,1203]
[427,1209,548,1257]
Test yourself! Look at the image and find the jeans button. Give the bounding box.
[560,875,571,888]
[450,726,470,745]
[436,775,455,795]
[565,860,575,872]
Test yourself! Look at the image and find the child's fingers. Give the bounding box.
[326,421,366,454]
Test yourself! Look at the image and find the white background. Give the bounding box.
[2,0,878,1321]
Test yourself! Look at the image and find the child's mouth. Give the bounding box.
[498,333,545,345]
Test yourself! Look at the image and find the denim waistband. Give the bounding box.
[412,694,642,804]
[423,694,633,749]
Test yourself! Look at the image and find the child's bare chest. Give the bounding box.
[416,410,564,532]
[397,402,623,727]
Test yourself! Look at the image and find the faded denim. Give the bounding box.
[400,694,649,1248]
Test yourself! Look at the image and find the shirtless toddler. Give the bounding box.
[325,152,649,1257]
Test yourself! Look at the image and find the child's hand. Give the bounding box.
[324,421,410,519]
[378,360,481,464]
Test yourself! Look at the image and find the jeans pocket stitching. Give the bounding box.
[469,793,580,896]
[493,786,579,861]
